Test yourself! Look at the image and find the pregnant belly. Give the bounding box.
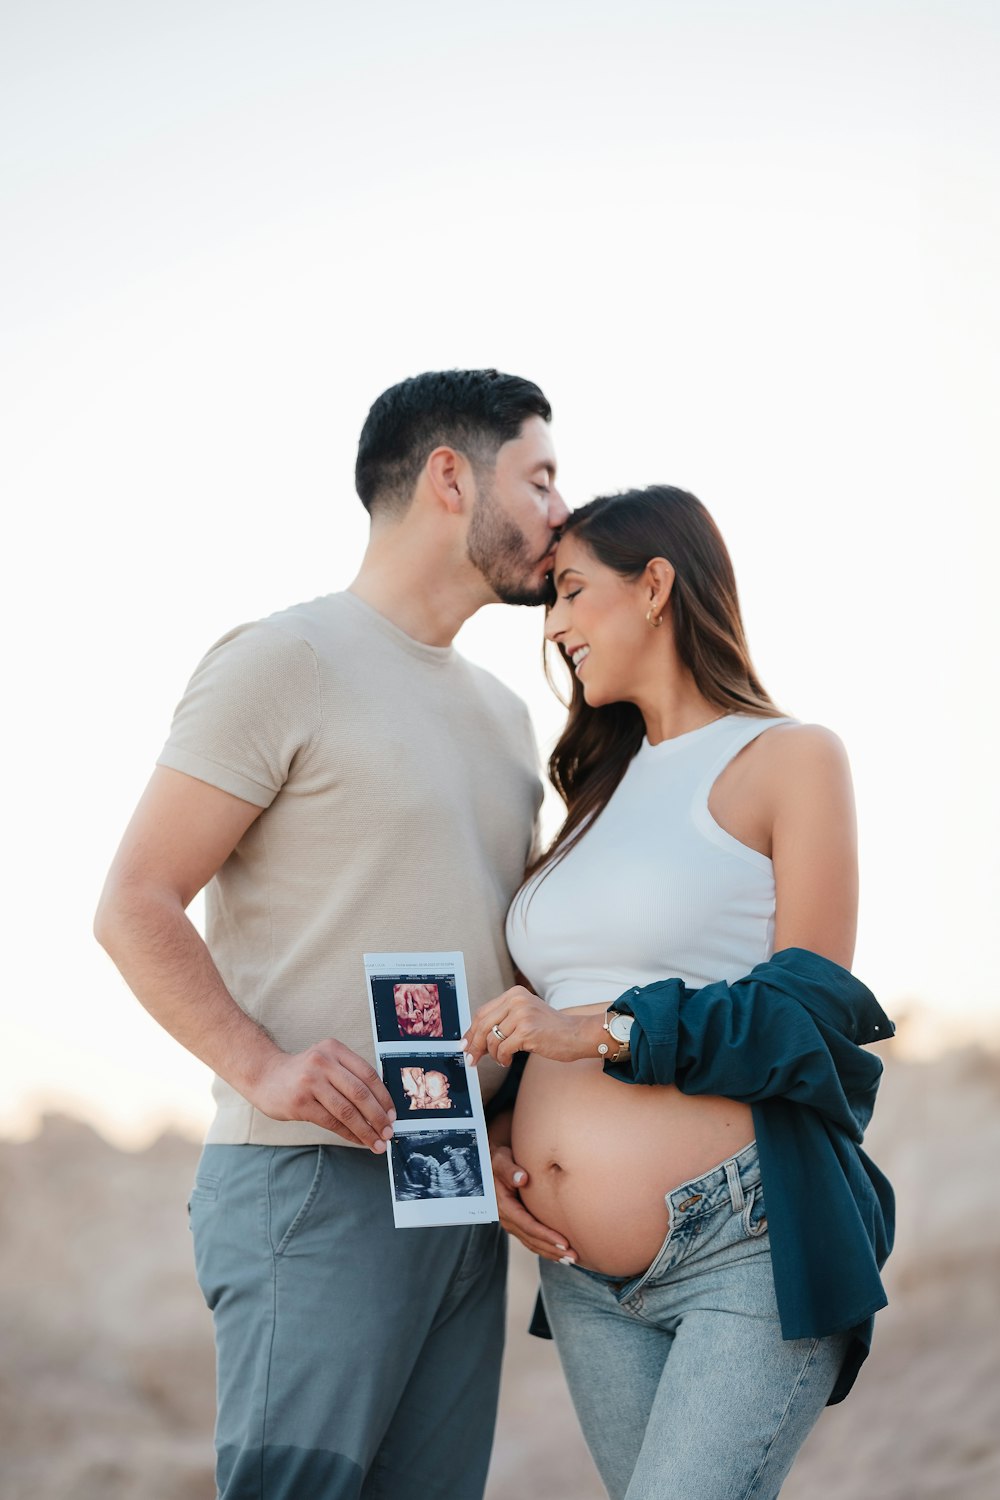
[510,1053,755,1276]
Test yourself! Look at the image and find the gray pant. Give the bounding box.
[189,1143,507,1500]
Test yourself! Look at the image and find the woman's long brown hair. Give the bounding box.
[525,485,783,884]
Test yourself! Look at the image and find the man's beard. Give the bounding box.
[466,479,553,607]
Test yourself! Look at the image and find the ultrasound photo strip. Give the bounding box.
[363,950,499,1227]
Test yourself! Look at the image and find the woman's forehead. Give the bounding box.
[553,532,591,574]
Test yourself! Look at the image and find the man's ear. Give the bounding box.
[645,556,676,618]
[425,446,473,515]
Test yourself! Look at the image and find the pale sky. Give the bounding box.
[2,0,997,1145]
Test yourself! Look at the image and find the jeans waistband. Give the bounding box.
[665,1138,760,1221]
[569,1139,761,1290]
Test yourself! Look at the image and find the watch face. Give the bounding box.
[608,1013,633,1043]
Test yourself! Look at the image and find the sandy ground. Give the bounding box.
[2,1046,998,1499]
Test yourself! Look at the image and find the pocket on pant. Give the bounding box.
[743,1183,768,1239]
[266,1146,327,1256]
[188,1170,221,1205]
[187,1168,221,1233]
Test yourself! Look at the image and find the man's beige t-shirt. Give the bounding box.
[158,591,542,1145]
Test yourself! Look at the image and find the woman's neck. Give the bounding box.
[637,675,723,746]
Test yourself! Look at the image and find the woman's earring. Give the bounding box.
[646,608,662,628]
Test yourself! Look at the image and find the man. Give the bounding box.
[94,369,568,1500]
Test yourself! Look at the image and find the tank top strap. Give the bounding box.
[694,715,795,801]
[689,715,796,864]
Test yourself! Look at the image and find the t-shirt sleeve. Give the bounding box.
[157,621,322,808]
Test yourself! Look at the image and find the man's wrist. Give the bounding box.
[230,1029,285,1099]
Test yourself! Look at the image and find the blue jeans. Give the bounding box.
[538,1141,849,1500]
[189,1144,507,1500]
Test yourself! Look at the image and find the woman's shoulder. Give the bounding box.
[753,718,848,757]
[744,719,853,800]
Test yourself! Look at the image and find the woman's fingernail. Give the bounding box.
[382,1125,394,1140]
[459,1037,469,1049]
[559,1254,576,1265]
[555,1242,567,1251]
[513,1170,527,1185]
[372,1140,387,1154]
[387,1109,397,1121]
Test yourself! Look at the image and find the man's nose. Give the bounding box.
[549,490,571,528]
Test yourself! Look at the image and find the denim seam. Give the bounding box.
[741,1337,823,1499]
[623,1227,675,1301]
[725,1157,746,1213]
[744,1186,768,1238]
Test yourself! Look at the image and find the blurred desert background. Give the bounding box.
[3,2,998,1496]
[3,1029,999,1500]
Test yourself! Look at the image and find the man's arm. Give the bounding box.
[94,766,396,1150]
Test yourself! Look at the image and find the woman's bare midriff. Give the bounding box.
[510,1008,755,1276]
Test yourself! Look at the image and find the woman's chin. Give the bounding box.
[581,680,610,707]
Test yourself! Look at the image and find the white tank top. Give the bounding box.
[506,714,793,1009]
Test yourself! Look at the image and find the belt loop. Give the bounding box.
[725,1157,744,1213]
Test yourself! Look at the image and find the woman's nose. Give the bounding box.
[544,606,566,642]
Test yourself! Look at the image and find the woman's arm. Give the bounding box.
[765,724,858,968]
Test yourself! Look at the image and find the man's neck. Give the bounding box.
[347,525,491,648]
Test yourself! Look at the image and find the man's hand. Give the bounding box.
[95,767,396,1154]
[248,1039,396,1152]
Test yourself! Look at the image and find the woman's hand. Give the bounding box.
[487,1112,578,1264]
[463,986,602,1069]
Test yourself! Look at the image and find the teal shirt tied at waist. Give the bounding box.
[516,948,895,1405]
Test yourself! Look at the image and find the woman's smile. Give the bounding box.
[545,533,657,707]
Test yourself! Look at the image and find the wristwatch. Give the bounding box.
[599,1009,634,1063]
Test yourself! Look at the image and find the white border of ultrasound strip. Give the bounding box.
[363,951,499,1228]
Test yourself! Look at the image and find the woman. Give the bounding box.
[464,486,893,1500]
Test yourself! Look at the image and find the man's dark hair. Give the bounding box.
[355,368,551,516]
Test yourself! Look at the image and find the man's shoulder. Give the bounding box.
[256,591,352,643]
[455,653,531,720]
[203,593,353,661]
